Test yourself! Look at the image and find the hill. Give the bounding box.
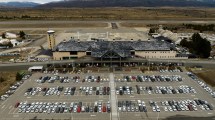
[0,2,40,8]
[37,0,215,8]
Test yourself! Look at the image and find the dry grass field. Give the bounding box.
[0,23,108,28]
[0,72,17,95]
[120,23,148,27]
[190,68,215,87]
[0,56,20,62]
[0,7,215,20]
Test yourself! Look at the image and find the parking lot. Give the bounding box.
[0,67,215,120]
[115,69,215,120]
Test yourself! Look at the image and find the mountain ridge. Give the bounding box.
[1,0,215,8]
[36,0,215,8]
[0,2,40,8]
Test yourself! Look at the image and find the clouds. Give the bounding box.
[0,0,62,4]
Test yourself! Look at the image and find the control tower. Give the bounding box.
[47,30,55,50]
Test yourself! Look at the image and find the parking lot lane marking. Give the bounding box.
[135,114,140,116]
[0,98,9,107]
[13,114,19,117]
[12,108,18,114]
[1,105,10,113]
[99,96,103,99]
[208,113,213,114]
[8,107,15,114]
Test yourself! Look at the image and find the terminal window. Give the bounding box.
[70,51,78,55]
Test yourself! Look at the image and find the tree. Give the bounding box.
[180,38,193,50]
[148,28,155,35]
[19,31,26,39]
[191,33,211,58]
[16,72,23,81]
[181,33,211,58]
[202,39,211,58]
[2,33,6,38]
[180,33,211,58]
[180,39,188,47]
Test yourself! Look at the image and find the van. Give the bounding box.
[81,106,85,112]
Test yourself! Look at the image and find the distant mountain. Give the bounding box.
[37,0,215,8]
[0,2,40,8]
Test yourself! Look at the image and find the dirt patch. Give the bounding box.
[192,69,215,87]
[0,71,17,95]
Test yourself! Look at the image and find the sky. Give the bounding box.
[0,0,62,4]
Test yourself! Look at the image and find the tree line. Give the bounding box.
[183,24,215,32]
[180,33,211,58]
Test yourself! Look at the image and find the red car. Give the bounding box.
[132,76,136,80]
[102,106,106,112]
[77,106,81,113]
[96,79,100,83]
[15,102,20,108]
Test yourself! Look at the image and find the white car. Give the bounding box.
[152,107,156,112]
[118,107,122,111]
[164,107,168,111]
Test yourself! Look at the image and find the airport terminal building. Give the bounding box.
[52,39,187,60]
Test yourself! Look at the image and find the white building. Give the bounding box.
[10,39,22,47]
[158,28,178,42]
[0,39,10,44]
[5,32,17,39]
